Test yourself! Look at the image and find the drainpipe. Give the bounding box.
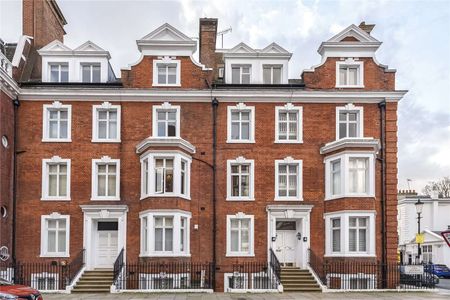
[378,100,387,287]
[12,97,20,263]
[211,97,219,271]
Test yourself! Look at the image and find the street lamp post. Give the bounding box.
[415,199,424,264]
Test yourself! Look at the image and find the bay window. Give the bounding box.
[140,210,191,257]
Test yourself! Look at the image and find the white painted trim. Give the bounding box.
[274,103,303,143]
[136,137,196,154]
[152,102,181,138]
[92,102,121,143]
[335,103,364,140]
[140,151,191,200]
[66,266,86,292]
[91,157,120,201]
[324,152,376,200]
[335,59,364,88]
[42,101,72,142]
[226,157,255,201]
[227,103,255,143]
[321,138,380,155]
[40,213,70,258]
[274,157,303,201]
[324,211,376,257]
[41,156,71,201]
[226,213,255,257]
[152,58,181,87]
[139,210,191,257]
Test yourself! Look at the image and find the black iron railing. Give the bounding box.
[229,262,278,290]
[68,248,85,285]
[113,248,125,284]
[4,261,68,290]
[115,262,214,290]
[269,248,281,284]
[308,248,436,290]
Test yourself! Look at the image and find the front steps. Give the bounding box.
[72,269,114,293]
[280,267,321,292]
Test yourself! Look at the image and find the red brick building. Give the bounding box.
[2,0,407,293]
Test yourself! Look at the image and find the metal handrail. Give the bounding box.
[68,248,85,285]
[113,248,124,283]
[269,247,281,283]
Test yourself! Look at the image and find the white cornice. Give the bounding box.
[136,137,196,154]
[18,88,407,103]
[320,137,381,155]
[0,68,20,98]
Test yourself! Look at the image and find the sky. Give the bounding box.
[1,0,449,194]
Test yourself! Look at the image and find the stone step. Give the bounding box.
[284,287,322,292]
[72,288,110,293]
[80,274,114,279]
[76,281,112,286]
[282,278,317,283]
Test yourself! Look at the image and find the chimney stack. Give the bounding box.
[199,18,218,69]
[359,21,375,35]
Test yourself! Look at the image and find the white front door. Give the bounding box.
[95,221,119,268]
[275,221,297,266]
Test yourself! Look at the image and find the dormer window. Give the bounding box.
[263,65,282,84]
[153,59,181,86]
[231,65,251,84]
[82,63,101,83]
[49,63,68,83]
[336,60,364,88]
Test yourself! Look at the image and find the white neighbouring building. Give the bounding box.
[398,191,450,266]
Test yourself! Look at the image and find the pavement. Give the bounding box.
[436,278,450,290]
[42,290,450,300]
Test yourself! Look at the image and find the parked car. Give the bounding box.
[0,278,42,300]
[424,264,450,278]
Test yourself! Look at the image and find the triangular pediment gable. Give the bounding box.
[261,42,290,54]
[229,42,256,54]
[408,230,444,244]
[39,40,72,52]
[328,24,380,43]
[140,23,193,42]
[74,41,106,52]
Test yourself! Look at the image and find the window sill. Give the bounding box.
[226,197,255,201]
[335,85,365,89]
[90,197,121,201]
[141,194,191,201]
[274,140,303,144]
[91,139,121,143]
[325,194,375,201]
[41,197,71,201]
[226,140,255,144]
[274,197,303,201]
[152,83,181,87]
[226,253,255,257]
[42,138,72,143]
[324,253,376,258]
[140,253,191,257]
[40,253,70,258]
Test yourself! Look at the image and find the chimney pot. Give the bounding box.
[359,21,375,35]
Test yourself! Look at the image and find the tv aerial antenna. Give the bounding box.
[217,27,232,48]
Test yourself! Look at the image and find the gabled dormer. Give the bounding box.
[121,23,211,89]
[38,40,116,83]
[220,42,292,84]
[302,22,396,90]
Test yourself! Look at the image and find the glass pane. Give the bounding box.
[58,230,66,252]
[359,218,367,227]
[232,175,239,196]
[241,123,249,140]
[167,122,176,136]
[158,74,166,84]
[82,65,91,83]
[47,220,57,229]
[231,165,239,173]
[98,175,106,196]
[339,67,346,85]
[231,67,240,84]
[241,175,249,196]
[339,123,347,139]
[231,231,239,251]
[109,164,116,173]
[349,123,357,137]
[332,219,340,227]
[50,67,59,82]
[168,66,176,75]
[165,168,173,193]
[348,113,357,121]
[168,75,177,84]
[48,231,56,252]
[92,65,101,83]
[332,229,340,252]
[241,112,250,120]
[165,228,173,251]
[155,217,163,226]
[230,219,239,228]
[49,175,57,196]
[241,229,249,251]
[98,111,107,120]
[242,67,250,73]
[231,112,240,121]
[60,68,68,82]
[349,229,356,251]
[359,229,366,251]
[349,217,357,227]
[276,221,296,230]
[168,112,176,120]
[279,165,287,173]
[108,175,116,196]
[60,121,68,139]
[109,111,117,120]
[166,159,174,168]
[273,67,281,84]
[59,175,67,196]
[155,228,163,251]
[158,112,166,120]
[349,68,358,85]
[242,74,250,84]
[231,123,240,139]
[155,168,163,193]
[98,121,107,138]
[49,121,58,138]
[263,67,271,84]
[339,112,346,121]
[157,122,166,137]
[241,165,249,173]
[279,112,287,121]
[109,121,117,139]
[59,164,67,174]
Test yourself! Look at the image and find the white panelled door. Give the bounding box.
[95,222,119,268]
[275,221,297,266]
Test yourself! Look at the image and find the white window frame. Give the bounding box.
[231,64,251,84]
[336,103,364,140]
[152,102,181,138]
[42,101,72,142]
[40,213,70,258]
[41,156,71,201]
[92,102,121,142]
[274,157,303,201]
[274,103,303,143]
[91,156,120,201]
[324,152,375,200]
[335,59,364,88]
[31,272,59,291]
[226,156,255,201]
[226,213,255,257]
[152,58,181,87]
[227,103,255,143]
[48,63,69,83]
[324,211,375,257]
[140,151,191,200]
[139,210,191,257]
[81,63,101,83]
[262,64,282,84]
